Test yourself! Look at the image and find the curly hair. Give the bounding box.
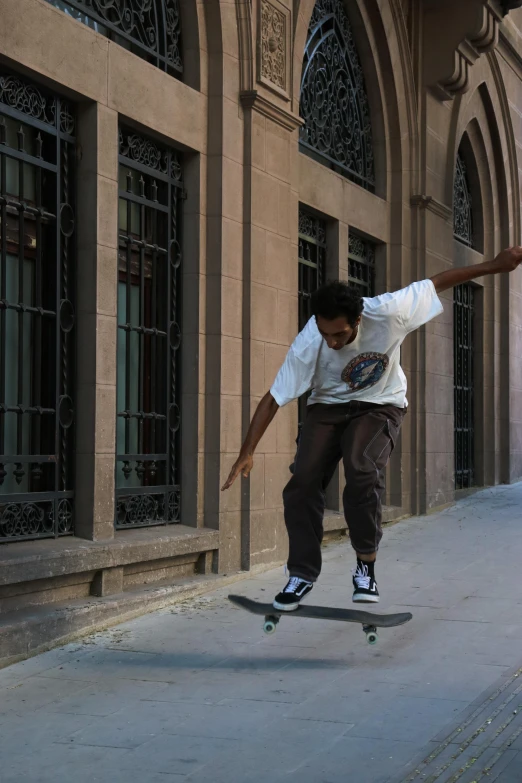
[310,281,364,327]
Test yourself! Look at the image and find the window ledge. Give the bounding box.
[0,525,219,587]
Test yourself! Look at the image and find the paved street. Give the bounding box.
[2,483,522,783]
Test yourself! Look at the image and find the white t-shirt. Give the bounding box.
[270,280,444,409]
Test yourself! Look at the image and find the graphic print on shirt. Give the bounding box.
[341,352,389,392]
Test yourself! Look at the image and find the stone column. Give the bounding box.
[242,105,300,569]
[75,104,119,540]
[202,0,247,571]
[236,0,303,570]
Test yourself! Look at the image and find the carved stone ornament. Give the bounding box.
[259,0,289,96]
[424,0,504,100]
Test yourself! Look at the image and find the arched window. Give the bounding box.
[299,0,375,191]
[46,0,182,77]
[453,152,473,247]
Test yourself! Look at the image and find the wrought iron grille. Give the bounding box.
[45,0,182,77]
[348,233,375,297]
[299,0,375,191]
[116,127,182,529]
[298,210,326,330]
[0,71,76,541]
[454,284,475,489]
[298,209,326,426]
[453,152,473,247]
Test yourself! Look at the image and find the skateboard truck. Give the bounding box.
[263,614,378,644]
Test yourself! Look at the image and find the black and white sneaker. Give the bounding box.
[352,563,379,603]
[273,577,313,611]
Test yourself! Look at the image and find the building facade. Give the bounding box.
[1,0,522,660]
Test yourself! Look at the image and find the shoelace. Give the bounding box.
[283,576,304,594]
[352,564,371,590]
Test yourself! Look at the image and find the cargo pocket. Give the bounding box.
[363,419,395,469]
[387,418,400,455]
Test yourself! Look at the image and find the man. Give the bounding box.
[222,248,522,611]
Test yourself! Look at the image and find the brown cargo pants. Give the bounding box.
[283,401,406,582]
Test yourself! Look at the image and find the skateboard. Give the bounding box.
[228,594,412,645]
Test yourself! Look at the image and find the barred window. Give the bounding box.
[298,209,326,331]
[300,0,375,190]
[298,208,326,426]
[45,0,182,78]
[454,284,475,489]
[453,152,473,247]
[348,233,375,297]
[116,128,182,528]
[0,71,76,541]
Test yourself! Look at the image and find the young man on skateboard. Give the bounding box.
[222,248,522,611]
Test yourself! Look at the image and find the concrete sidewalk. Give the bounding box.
[2,483,522,783]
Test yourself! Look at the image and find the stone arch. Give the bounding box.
[445,57,519,488]
[446,55,519,251]
[183,1,246,93]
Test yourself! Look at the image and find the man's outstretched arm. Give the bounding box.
[221,392,280,491]
[430,247,522,294]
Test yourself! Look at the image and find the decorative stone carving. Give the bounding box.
[258,0,290,98]
[424,0,505,100]
[261,0,286,89]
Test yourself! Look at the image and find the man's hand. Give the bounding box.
[486,247,522,275]
[221,392,280,490]
[221,453,254,491]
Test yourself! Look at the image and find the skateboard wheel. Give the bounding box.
[263,620,277,635]
[365,631,378,645]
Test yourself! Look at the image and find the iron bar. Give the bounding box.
[16,129,25,469]
[139,200,145,460]
[32,163,43,467]
[125,189,132,458]
[151,208,158,453]
[118,189,170,213]
[0,302,55,317]
[0,145,57,172]
[0,149,6,465]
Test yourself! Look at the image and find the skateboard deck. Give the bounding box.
[228,594,412,645]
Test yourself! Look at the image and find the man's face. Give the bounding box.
[316,315,361,351]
